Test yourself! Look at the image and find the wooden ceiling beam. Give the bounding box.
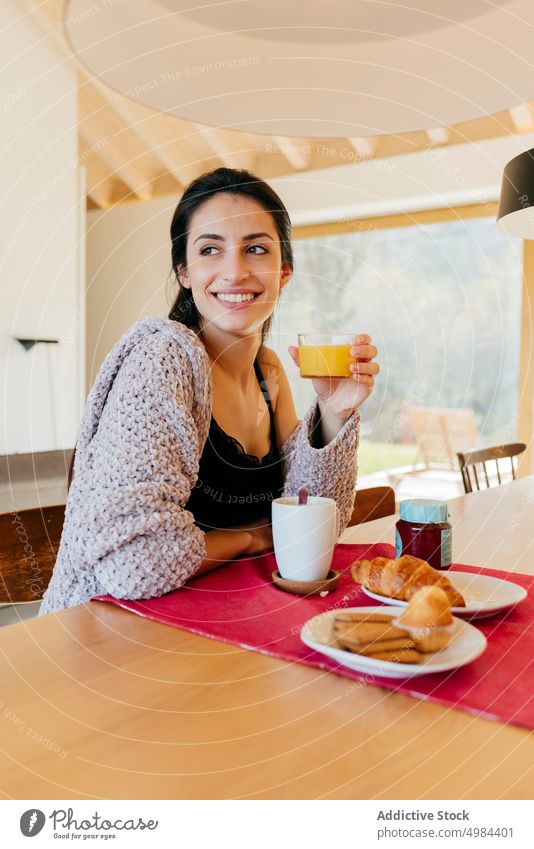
[348,137,375,159]
[88,81,196,190]
[509,103,534,133]
[426,127,450,146]
[77,120,150,203]
[78,82,160,201]
[448,110,515,145]
[79,133,139,209]
[191,124,257,170]
[270,136,310,170]
[79,141,113,209]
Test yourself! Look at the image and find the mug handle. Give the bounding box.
[335,504,340,540]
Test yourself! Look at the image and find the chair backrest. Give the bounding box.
[0,505,65,603]
[408,406,478,469]
[349,486,396,526]
[456,443,527,494]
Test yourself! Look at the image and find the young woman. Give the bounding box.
[40,168,379,614]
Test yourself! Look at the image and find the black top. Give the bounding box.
[185,359,284,531]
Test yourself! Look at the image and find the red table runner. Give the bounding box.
[94,543,534,729]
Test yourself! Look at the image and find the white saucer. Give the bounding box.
[301,606,487,679]
[361,571,527,619]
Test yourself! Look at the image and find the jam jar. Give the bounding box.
[395,499,452,570]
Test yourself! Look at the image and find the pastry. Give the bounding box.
[338,635,416,655]
[370,648,422,664]
[334,611,395,623]
[395,586,454,653]
[332,611,423,663]
[333,619,408,644]
[351,554,465,607]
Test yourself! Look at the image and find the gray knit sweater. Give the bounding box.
[40,318,360,615]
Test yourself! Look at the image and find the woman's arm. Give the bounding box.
[280,403,360,532]
[195,521,273,576]
[66,332,214,599]
[263,348,360,532]
[194,530,252,575]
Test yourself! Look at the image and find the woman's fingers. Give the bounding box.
[350,361,380,376]
[350,343,378,362]
[288,345,300,365]
[354,374,374,386]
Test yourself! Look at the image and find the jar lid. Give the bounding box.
[399,499,449,524]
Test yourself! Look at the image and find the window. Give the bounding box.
[269,216,522,474]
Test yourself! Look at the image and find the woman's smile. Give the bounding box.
[181,193,291,333]
[210,288,263,308]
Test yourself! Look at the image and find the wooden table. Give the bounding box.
[348,476,534,575]
[1,479,533,800]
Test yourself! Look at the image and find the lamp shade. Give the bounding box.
[497,149,534,239]
[64,0,534,139]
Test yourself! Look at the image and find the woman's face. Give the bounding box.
[179,193,291,336]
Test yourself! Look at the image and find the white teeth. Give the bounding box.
[215,292,256,303]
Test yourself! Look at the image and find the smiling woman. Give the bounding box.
[168,168,294,346]
[40,168,379,615]
[180,198,290,334]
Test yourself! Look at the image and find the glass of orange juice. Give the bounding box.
[297,333,356,378]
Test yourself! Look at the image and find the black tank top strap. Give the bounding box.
[253,358,277,440]
[184,354,284,531]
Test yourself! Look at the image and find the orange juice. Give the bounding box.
[299,344,353,378]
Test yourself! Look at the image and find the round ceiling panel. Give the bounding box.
[65,0,534,137]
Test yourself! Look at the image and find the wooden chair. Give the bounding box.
[348,486,396,526]
[408,406,478,469]
[0,505,64,604]
[456,443,526,494]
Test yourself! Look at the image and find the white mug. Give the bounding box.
[271,496,340,582]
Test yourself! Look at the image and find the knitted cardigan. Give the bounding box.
[40,318,360,615]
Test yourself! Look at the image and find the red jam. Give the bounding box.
[395,499,452,571]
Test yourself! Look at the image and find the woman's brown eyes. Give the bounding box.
[199,244,268,256]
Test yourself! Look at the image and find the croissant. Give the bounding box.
[351,554,465,607]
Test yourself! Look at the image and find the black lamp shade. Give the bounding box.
[497,148,534,239]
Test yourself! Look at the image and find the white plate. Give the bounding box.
[301,606,487,678]
[361,571,527,619]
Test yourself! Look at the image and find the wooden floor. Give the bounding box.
[0,453,67,626]
[0,602,41,627]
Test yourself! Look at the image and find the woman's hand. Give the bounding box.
[228,517,274,555]
[196,519,273,576]
[242,523,274,555]
[288,334,379,423]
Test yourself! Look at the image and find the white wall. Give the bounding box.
[86,196,172,388]
[0,0,83,454]
[86,132,533,378]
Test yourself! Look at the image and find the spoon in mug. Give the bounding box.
[298,486,309,506]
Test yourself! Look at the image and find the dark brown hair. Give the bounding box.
[168,167,294,344]
[70,168,292,491]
